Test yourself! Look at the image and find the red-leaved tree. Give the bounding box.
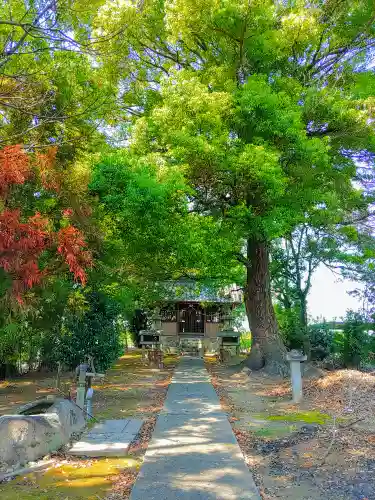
[0,145,93,302]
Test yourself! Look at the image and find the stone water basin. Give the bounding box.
[0,397,85,466]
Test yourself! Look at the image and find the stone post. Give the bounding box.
[286,349,307,403]
[55,361,62,389]
[76,364,87,410]
[86,387,94,418]
[198,339,204,358]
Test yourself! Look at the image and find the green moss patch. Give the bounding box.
[0,458,139,500]
[266,411,332,425]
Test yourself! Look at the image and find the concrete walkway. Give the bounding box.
[130,357,260,500]
[68,418,142,457]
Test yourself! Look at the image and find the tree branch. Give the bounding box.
[235,252,251,268]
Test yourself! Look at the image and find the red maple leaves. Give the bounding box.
[0,210,50,298]
[0,145,31,196]
[57,226,93,286]
[0,145,93,301]
[37,147,60,192]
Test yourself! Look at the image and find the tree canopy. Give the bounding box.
[1,0,375,374]
[90,0,375,371]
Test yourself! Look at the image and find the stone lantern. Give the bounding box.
[151,307,162,331]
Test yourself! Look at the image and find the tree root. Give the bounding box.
[262,360,290,377]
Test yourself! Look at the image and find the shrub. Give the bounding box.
[59,291,123,372]
[308,322,335,360]
[341,311,368,369]
[275,305,305,350]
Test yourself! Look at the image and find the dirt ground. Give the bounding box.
[2,354,375,499]
[0,350,178,500]
[206,359,375,500]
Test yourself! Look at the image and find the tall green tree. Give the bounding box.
[0,1,118,374]
[0,0,114,152]
[94,0,375,372]
[89,151,241,311]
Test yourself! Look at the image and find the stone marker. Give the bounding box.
[68,418,142,457]
[286,349,307,403]
[76,363,88,410]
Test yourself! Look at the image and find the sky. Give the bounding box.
[308,264,363,321]
[241,266,362,330]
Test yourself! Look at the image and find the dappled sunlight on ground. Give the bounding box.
[0,350,177,499]
[304,369,375,418]
[129,358,259,499]
[206,359,375,500]
[167,465,251,499]
[92,352,177,421]
[0,374,74,415]
[0,458,139,499]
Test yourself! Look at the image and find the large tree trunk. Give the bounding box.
[243,238,288,375]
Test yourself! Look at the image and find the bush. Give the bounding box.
[275,305,305,350]
[307,313,375,369]
[341,311,368,369]
[308,322,335,361]
[58,291,123,372]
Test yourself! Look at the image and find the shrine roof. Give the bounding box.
[160,280,242,304]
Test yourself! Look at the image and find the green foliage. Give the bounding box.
[90,151,189,276]
[271,225,369,329]
[346,235,375,322]
[2,1,375,373]
[308,313,375,368]
[275,304,305,350]
[341,311,368,369]
[0,1,113,150]
[90,1,375,364]
[59,291,123,372]
[89,150,242,310]
[240,332,252,352]
[308,322,335,361]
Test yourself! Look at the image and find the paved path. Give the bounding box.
[130,357,260,500]
[68,419,142,457]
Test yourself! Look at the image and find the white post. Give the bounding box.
[76,364,87,410]
[55,361,62,389]
[86,387,94,418]
[199,339,204,358]
[286,350,307,403]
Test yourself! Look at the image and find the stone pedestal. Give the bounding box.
[286,349,307,403]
